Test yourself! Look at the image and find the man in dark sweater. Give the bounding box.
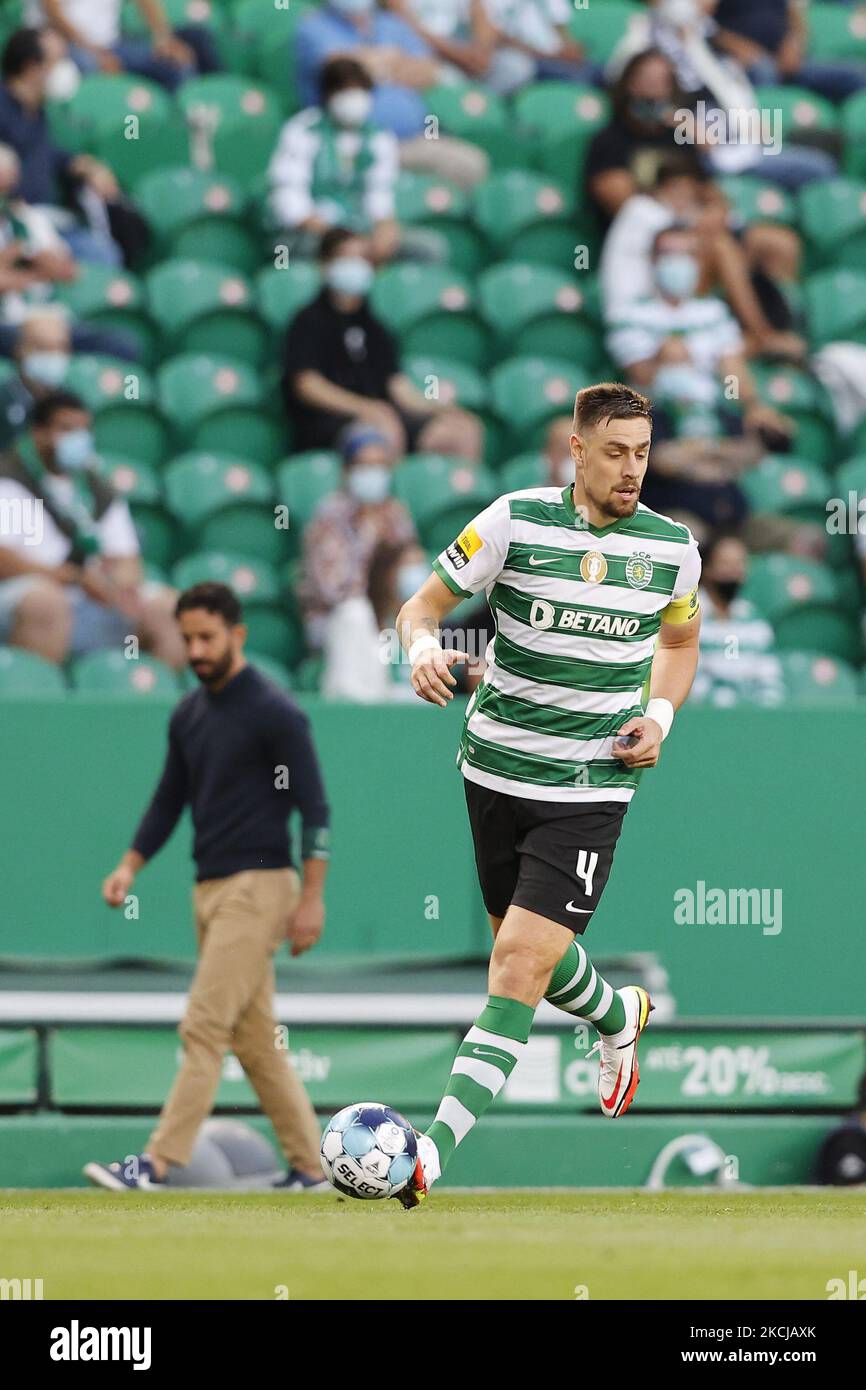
[85,582,331,1192]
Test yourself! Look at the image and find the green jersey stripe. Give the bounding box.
[494,630,653,691]
[509,497,690,545]
[492,580,662,641]
[505,543,679,596]
[432,556,470,598]
[476,684,644,740]
[461,729,641,790]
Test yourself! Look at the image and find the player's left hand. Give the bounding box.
[287,894,324,957]
[611,717,663,768]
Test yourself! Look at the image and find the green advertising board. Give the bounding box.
[47,1025,866,1113]
[0,1028,38,1103]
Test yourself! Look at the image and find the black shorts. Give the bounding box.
[463,778,627,934]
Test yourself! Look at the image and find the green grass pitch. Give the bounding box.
[2,1190,861,1300]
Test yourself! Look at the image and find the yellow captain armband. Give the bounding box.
[660,587,701,625]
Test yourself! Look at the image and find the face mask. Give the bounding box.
[326,255,374,298]
[347,463,390,504]
[655,252,700,299]
[656,0,699,25]
[328,89,373,127]
[45,58,81,102]
[396,561,430,604]
[55,428,94,472]
[654,362,709,403]
[330,0,373,15]
[627,97,669,125]
[23,351,69,388]
[712,578,741,605]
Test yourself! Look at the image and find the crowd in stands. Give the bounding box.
[0,0,865,707]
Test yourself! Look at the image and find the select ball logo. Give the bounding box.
[321,1102,418,1200]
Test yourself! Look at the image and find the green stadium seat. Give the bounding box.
[402,356,487,412]
[716,176,795,227]
[796,177,866,271]
[477,262,601,364]
[490,356,589,447]
[0,647,67,697]
[842,90,866,178]
[171,551,302,666]
[835,452,866,500]
[749,363,837,467]
[146,260,267,366]
[804,269,866,347]
[499,453,549,492]
[394,173,482,274]
[133,167,258,272]
[163,451,282,562]
[370,264,487,367]
[70,651,179,697]
[175,76,283,187]
[95,113,191,188]
[754,86,838,143]
[156,353,280,460]
[779,650,860,704]
[740,455,831,523]
[255,263,319,333]
[514,83,609,184]
[51,74,171,154]
[391,454,497,553]
[233,0,312,98]
[96,454,178,570]
[55,265,155,363]
[473,170,577,267]
[424,83,511,168]
[65,356,169,467]
[742,555,860,660]
[569,1,643,62]
[808,4,866,63]
[274,452,342,554]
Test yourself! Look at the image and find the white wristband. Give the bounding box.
[409,633,442,666]
[645,697,674,741]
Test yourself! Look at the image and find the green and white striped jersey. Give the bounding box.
[433,484,701,803]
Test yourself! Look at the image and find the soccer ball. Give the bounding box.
[321,1102,418,1200]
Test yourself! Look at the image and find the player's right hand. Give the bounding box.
[411,648,467,707]
[102,865,134,908]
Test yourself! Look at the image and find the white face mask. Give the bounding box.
[44,58,81,102]
[328,89,373,128]
[347,464,390,504]
[325,255,374,297]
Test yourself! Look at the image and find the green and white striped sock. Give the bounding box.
[544,939,626,1035]
[426,994,535,1173]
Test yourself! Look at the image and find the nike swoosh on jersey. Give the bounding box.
[565,902,593,913]
[528,555,557,566]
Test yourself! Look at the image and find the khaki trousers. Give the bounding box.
[148,868,322,1173]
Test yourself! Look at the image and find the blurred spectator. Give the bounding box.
[714,0,866,102]
[481,0,599,93]
[600,160,805,360]
[692,529,784,706]
[282,227,483,458]
[267,57,443,265]
[542,414,576,488]
[28,0,222,90]
[299,421,417,699]
[368,536,433,697]
[389,0,495,82]
[0,389,183,666]
[295,0,488,187]
[0,29,148,267]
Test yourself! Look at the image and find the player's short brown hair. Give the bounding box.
[573,382,652,434]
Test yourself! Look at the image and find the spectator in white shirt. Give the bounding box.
[30,0,221,91]
[692,529,784,706]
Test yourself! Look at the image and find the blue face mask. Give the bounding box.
[326,255,374,298]
[330,0,373,15]
[55,428,94,472]
[346,463,390,504]
[655,252,700,300]
[396,561,430,604]
[23,351,69,388]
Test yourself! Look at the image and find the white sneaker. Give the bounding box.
[587,985,653,1118]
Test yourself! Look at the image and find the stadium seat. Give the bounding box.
[70,651,179,697]
[753,86,838,144]
[779,650,860,704]
[716,176,796,227]
[370,264,487,367]
[175,75,283,187]
[274,452,341,555]
[163,452,282,563]
[171,550,303,666]
[156,353,281,461]
[841,90,866,178]
[51,73,171,154]
[499,453,549,492]
[255,262,319,333]
[146,260,268,366]
[95,112,192,187]
[391,454,497,553]
[64,355,168,467]
[97,454,178,570]
[0,647,67,697]
[569,1,643,62]
[233,0,312,98]
[808,4,866,64]
[741,555,860,660]
[490,355,590,448]
[473,170,577,268]
[394,173,481,274]
[55,265,155,363]
[477,262,602,364]
[740,455,832,523]
[133,167,258,273]
[804,268,866,347]
[514,83,609,183]
[402,356,487,412]
[424,83,511,168]
[748,363,837,468]
[796,177,866,272]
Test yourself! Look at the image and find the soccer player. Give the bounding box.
[394,382,701,1206]
[85,582,331,1192]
